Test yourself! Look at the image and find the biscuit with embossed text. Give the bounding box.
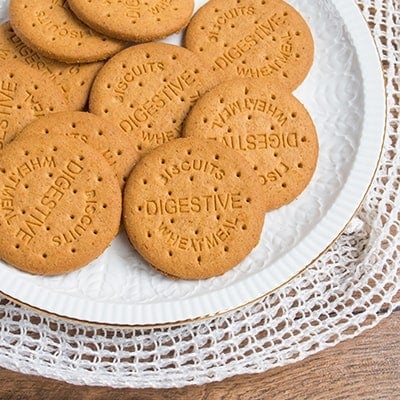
[185,0,314,90]
[9,0,129,63]
[68,0,194,42]
[0,132,121,275]
[123,137,265,280]
[89,42,216,158]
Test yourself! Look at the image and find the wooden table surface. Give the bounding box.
[0,305,399,400]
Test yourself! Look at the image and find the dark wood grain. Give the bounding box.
[0,310,399,400]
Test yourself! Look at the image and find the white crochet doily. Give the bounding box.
[0,0,399,389]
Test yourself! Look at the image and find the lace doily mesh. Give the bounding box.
[0,0,399,389]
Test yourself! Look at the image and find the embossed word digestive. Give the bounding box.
[185,0,314,90]
[0,131,121,275]
[123,137,266,279]
[90,43,214,156]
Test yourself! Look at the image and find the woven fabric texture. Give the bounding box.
[0,0,399,389]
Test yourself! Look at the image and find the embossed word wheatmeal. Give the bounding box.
[183,78,319,210]
[0,61,68,151]
[0,22,103,111]
[0,133,121,275]
[123,137,266,280]
[185,0,314,90]
[16,112,139,188]
[68,0,195,42]
[9,0,128,63]
[90,42,216,157]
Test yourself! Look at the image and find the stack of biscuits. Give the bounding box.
[0,0,318,280]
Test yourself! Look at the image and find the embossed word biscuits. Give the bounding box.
[17,112,139,188]
[183,78,318,210]
[123,137,265,280]
[185,0,314,90]
[0,22,103,110]
[9,0,128,63]
[90,43,215,157]
[0,133,121,275]
[0,61,68,151]
[68,0,194,42]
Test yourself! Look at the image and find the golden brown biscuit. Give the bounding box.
[90,42,216,158]
[0,22,103,110]
[123,137,266,280]
[185,0,314,90]
[9,0,129,63]
[68,0,194,42]
[183,78,319,210]
[0,132,122,275]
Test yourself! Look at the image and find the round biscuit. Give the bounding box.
[123,137,266,280]
[0,133,121,275]
[185,0,314,90]
[89,42,216,158]
[68,0,194,42]
[183,78,319,210]
[9,0,129,63]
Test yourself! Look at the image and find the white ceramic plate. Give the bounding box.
[0,0,385,326]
